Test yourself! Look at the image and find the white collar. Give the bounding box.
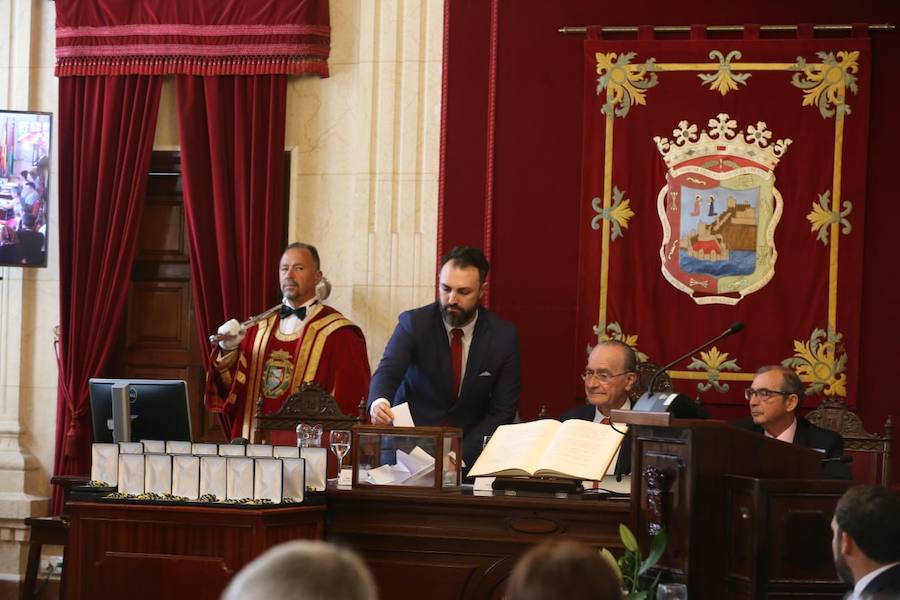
[851,561,900,598]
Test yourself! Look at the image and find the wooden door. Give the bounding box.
[108,151,221,441]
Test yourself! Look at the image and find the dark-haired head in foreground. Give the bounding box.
[831,485,900,596]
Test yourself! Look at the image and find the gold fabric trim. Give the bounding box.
[288,313,345,392]
[243,313,276,441]
[303,318,355,382]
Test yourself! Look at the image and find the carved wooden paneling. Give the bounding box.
[66,501,325,600]
[126,282,191,350]
[138,201,187,259]
[326,487,628,600]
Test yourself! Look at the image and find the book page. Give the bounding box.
[534,420,627,480]
[467,420,561,477]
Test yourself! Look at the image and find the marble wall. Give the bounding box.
[0,0,444,582]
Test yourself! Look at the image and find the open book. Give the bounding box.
[468,419,627,481]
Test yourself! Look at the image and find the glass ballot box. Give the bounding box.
[350,425,463,492]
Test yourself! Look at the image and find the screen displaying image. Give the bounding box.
[0,110,51,268]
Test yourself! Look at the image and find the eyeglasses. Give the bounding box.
[744,388,791,401]
[581,370,630,383]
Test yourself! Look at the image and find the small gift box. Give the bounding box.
[166,441,192,455]
[253,458,283,503]
[246,444,273,458]
[144,454,172,495]
[199,456,227,499]
[226,457,255,500]
[273,445,299,459]
[192,443,218,456]
[91,443,119,486]
[140,440,166,454]
[282,458,306,502]
[118,441,144,455]
[300,447,327,491]
[172,455,200,499]
[218,444,246,457]
[118,453,145,495]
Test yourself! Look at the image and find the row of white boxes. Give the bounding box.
[91,441,329,504]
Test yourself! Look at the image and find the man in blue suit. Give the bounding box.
[831,485,900,599]
[368,246,520,468]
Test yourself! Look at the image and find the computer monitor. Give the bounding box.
[89,378,193,443]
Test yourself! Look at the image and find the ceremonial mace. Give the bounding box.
[207,304,282,344]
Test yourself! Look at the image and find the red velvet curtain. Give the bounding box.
[53,75,162,512]
[176,74,288,435]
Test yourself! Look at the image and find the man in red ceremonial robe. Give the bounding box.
[205,242,370,444]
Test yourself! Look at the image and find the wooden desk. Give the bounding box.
[326,487,630,600]
[65,501,325,600]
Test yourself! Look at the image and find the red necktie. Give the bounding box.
[601,417,610,425]
[450,328,464,400]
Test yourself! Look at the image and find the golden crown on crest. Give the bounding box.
[653,113,792,171]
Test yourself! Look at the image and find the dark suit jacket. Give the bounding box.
[559,403,632,477]
[861,562,900,597]
[368,302,520,467]
[731,416,852,480]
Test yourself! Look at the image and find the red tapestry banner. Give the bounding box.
[576,30,870,408]
[55,0,330,77]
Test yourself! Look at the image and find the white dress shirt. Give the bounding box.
[278,297,320,337]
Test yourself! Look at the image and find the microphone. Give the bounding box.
[634,322,746,414]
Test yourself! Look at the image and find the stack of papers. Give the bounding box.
[365,446,434,485]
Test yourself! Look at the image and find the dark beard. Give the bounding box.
[441,303,477,327]
[833,552,854,585]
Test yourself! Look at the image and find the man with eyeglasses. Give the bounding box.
[560,340,637,475]
[732,365,850,479]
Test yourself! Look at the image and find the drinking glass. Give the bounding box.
[329,429,352,475]
[656,583,687,599]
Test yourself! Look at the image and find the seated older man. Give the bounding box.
[732,365,851,479]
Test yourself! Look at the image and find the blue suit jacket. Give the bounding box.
[368,302,520,467]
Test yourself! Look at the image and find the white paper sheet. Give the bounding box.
[392,402,415,426]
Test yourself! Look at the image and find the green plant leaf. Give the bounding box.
[600,548,624,585]
[639,529,668,575]
[620,523,640,552]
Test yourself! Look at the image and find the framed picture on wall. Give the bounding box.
[0,109,51,268]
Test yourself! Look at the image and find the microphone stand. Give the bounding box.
[612,322,745,481]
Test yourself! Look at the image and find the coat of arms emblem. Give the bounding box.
[654,114,791,305]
